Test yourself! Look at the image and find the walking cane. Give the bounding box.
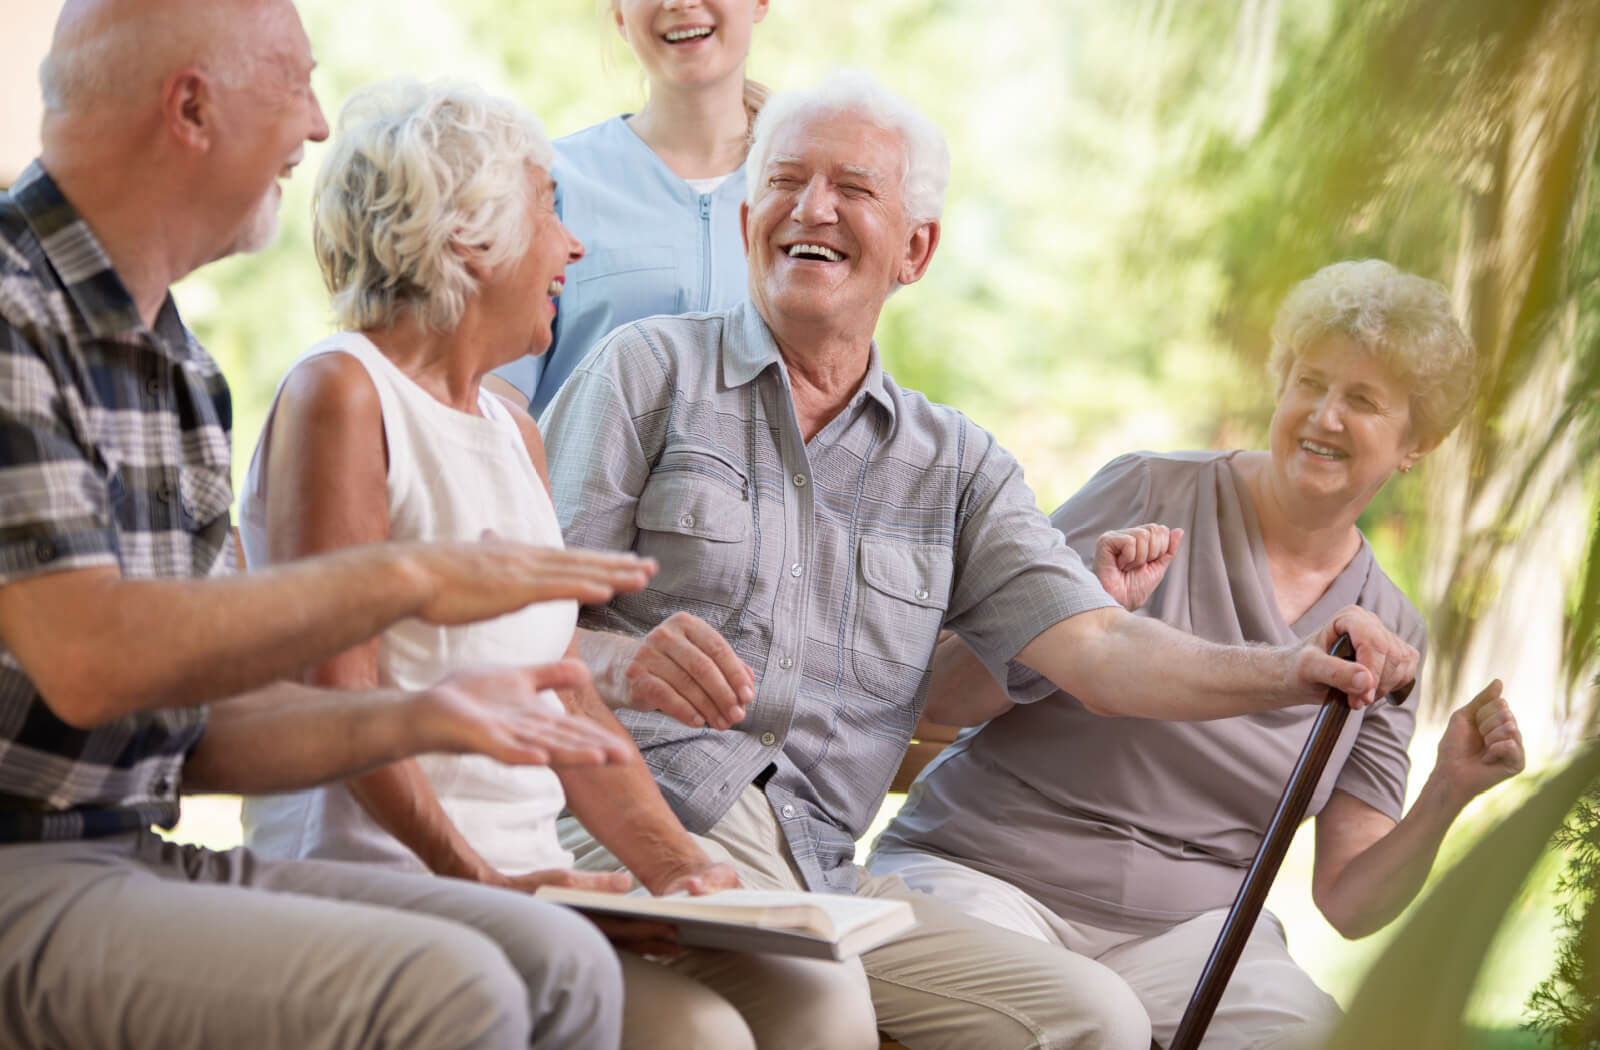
[1164,634,1414,1050]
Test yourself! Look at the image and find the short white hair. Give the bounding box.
[1269,259,1477,444]
[313,78,554,332]
[746,70,949,224]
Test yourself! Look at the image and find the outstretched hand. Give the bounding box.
[413,661,636,768]
[1295,606,1420,709]
[407,539,657,627]
[1092,524,1183,611]
[1434,679,1525,801]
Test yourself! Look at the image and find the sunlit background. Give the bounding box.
[6,1,1598,1043]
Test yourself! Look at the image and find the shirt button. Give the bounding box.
[781,804,797,819]
[778,656,793,670]
[157,483,175,503]
[760,731,777,746]
[35,541,55,562]
[914,586,930,602]
[152,777,172,796]
[144,378,161,397]
[789,563,803,578]
[792,473,807,487]
[679,513,696,529]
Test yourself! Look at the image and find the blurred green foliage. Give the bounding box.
[1527,780,1600,1048]
[1327,745,1600,1050]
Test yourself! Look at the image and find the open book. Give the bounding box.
[534,886,917,960]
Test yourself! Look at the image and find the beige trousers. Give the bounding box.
[0,829,623,1050]
[868,848,1342,1050]
[561,787,1153,1050]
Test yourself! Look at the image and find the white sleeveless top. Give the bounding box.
[240,333,577,875]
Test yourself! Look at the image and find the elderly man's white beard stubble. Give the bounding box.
[215,183,284,262]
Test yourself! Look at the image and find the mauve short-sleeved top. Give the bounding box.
[873,450,1426,933]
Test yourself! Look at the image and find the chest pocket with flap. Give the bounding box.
[851,537,953,706]
[634,445,752,616]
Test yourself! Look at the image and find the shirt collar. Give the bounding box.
[722,299,899,430]
[11,160,190,357]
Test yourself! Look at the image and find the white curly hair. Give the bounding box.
[312,78,553,333]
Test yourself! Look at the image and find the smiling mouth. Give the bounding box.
[1299,439,1349,460]
[547,277,565,299]
[785,243,847,262]
[664,26,713,43]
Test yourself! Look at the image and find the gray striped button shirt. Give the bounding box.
[543,300,1114,892]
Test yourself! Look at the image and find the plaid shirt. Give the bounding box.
[0,162,233,841]
[543,300,1115,892]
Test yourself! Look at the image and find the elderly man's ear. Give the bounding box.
[897,221,939,287]
[163,68,220,151]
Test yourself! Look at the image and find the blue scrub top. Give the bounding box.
[496,115,751,416]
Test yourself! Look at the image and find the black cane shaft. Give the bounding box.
[1166,700,1350,1050]
[1166,634,1412,1050]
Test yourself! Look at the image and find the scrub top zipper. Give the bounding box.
[698,193,713,311]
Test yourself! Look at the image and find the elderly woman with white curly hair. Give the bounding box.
[237,78,841,1050]
[870,259,1528,1049]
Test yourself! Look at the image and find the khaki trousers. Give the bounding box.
[0,829,623,1050]
[869,848,1341,1050]
[562,787,1153,1050]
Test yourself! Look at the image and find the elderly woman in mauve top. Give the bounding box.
[870,259,1526,1050]
[238,78,862,1050]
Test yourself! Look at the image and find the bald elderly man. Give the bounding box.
[0,3,666,1049]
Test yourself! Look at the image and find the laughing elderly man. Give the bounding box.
[540,72,1418,1050]
[0,3,668,1049]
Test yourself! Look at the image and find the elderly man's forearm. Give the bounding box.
[1021,609,1295,720]
[0,548,436,728]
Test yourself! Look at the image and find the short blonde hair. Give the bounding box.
[313,78,553,332]
[1268,259,1477,444]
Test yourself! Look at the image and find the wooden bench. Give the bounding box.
[888,719,961,794]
